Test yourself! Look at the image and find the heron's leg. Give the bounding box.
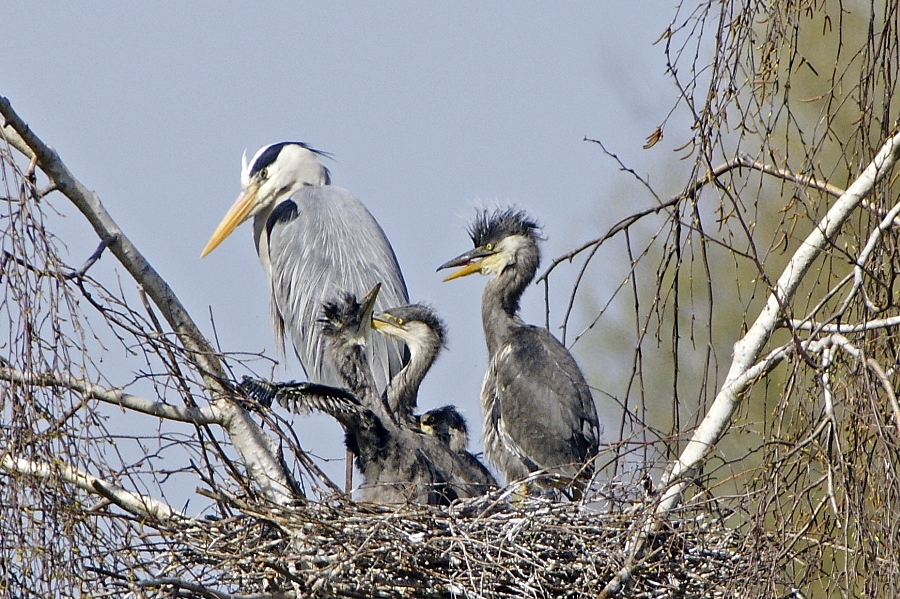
[345,449,354,495]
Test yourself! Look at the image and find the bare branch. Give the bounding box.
[1,454,180,521]
[655,130,900,518]
[537,153,806,284]
[133,577,279,599]
[0,365,222,424]
[788,315,900,333]
[0,96,298,505]
[865,358,900,441]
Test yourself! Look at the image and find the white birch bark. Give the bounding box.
[655,131,900,517]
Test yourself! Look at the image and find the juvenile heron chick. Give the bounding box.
[419,405,495,487]
[371,304,446,421]
[438,208,601,496]
[419,405,469,453]
[248,285,494,505]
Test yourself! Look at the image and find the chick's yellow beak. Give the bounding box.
[436,247,490,282]
[441,261,483,282]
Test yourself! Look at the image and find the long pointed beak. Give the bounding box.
[437,248,491,282]
[371,311,404,339]
[358,283,382,331]
[200,182,261,258]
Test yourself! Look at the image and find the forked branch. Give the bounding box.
[656,131,900,516]
[0,96,298,505]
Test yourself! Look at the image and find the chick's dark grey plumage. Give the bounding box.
[419,405,496,488]
[439,208,602,494]
[372,305,497,491]
[248,286,494,505]
[241,377,392,478]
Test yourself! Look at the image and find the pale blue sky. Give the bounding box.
[4,3,694,490]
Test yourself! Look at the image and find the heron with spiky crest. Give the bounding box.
[438,208,601,497]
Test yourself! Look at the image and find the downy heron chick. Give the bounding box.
[371,304,496,490]
[419,405,496,488]
[371,304,446,422]
[246,285,494,504]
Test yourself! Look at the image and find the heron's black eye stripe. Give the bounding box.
[249,142,290,177]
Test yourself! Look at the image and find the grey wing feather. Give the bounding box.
[266,186,409,393]
[488,326,601,478]
[240,376,364,418]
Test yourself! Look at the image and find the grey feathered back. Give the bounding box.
[261,185,409,392]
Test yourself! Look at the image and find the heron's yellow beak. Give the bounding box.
[371,312,407,341]
[437,247,491,282]
[418,420,435,436]
[200,181,261,258]
[441,261,483,282]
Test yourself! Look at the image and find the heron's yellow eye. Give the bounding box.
[485,243,494,251]
[260,167,269,180]
[396,318,404,326]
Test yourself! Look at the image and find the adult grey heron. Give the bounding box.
[371,304,446,421]
[243,286,495,504]
[200,142,408,394]
[438,208,601,496]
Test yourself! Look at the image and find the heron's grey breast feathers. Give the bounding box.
[482,329,600,476]
[264,186,409,391]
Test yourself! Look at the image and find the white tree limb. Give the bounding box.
[0,96,297,505]
[0,366,223,424]
[0,454,180,521]
[789,314,900,333]
[656,131,900,516]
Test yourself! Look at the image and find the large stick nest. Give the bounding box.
[130,487,771,599]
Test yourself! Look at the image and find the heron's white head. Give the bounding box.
[201,142,331,258]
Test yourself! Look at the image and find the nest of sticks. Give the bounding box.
[139,484,771,599]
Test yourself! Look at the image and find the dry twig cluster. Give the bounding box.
[90,490,765,599]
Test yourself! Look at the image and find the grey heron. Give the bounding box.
[243,285,495,504]
[200,142,409,394]
[371,304,446,421]
[418,405,496,488]
[438,208,601,496]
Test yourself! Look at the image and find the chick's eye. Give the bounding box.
[396,318,404,326]
[485,243,494,251]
